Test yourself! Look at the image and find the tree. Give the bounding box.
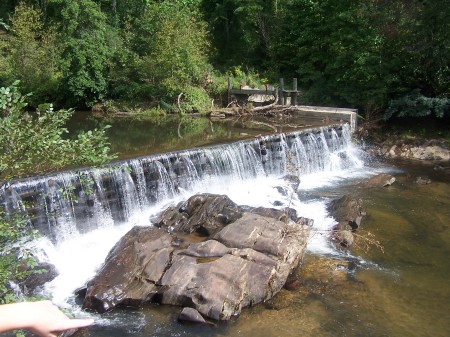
[270,0,392,112]
[380,0,450,98]
[135,1,212,110]
[5,2,61,106]
[0,82,115,303]
[201,0,278,68]
[58,0,111,107]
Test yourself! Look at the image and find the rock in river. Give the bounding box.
[80,194,310,321]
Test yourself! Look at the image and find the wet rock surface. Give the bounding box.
[155,193,243,236]
[327,195,365,231]
[82,227,173,313]
[365,138,450,162]
[327,195,366,248]
[80,194,310,321]
[178,307,207,324]
[361,173,396,188]
[21,261,59,293]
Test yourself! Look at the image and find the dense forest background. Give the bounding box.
[0,0,449,121]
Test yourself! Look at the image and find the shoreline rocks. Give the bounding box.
[365,138,450,162]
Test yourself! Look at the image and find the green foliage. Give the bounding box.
[269,0,449,118]
[0,80,30,114]
[226,66,265,89]
[58,0,110,107]
[0,210,39,304]
[0,0,448,118]
[0,82,116,182]
[202,72,229,107]
[0,82,115,303]
[179,87,211,114]
[133,1,212,111]
[4,2,61,106]
[201,0,277,68]
[271,0,391,110]
[384,90,450,120]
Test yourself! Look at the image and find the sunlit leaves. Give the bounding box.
[0,83,115,182]
[58,0,110,107]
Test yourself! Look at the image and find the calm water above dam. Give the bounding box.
[68,112,337,160]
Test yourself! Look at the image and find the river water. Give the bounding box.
[55,158,449,337]
[4,115,450,337]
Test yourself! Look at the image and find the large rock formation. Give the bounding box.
[80,194,310,321]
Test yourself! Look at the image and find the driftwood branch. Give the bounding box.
[251,90,279,113]
[177,92,184,114]
[249,120,277,132]
[177,119,183,139]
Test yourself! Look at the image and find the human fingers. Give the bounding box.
[53,318,95,331]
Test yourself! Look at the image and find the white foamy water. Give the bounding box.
[40,163,387,307]
[10,124,390,309]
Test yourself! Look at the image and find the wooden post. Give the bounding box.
[292,78,298,106]
[227,77,232,104]
[278,78,284,105]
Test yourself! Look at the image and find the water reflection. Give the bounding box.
[68,113,330,160]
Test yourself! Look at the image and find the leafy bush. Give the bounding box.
[0,82,116,303]
[134,1,212,109]
[384,89,450,120]
[179,86,211,114]
[58,0,110,107]
[0,211,39,304]
[226,66,266,89]
[204,72,230,107]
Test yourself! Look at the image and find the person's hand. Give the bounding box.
[0,300,94,337]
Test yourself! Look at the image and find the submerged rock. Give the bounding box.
[361,173,396,188]
[80,194,310,320]
[21,261,59,293]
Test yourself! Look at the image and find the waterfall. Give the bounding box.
[0,124,362,242]
[0,122,377,310]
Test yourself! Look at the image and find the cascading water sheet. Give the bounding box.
[1,124,375,311]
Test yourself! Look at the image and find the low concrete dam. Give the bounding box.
[1,124,359,241]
